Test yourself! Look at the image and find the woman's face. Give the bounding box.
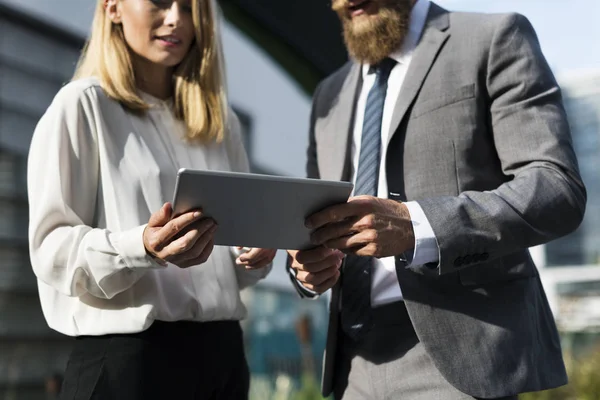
[107,0,196,69]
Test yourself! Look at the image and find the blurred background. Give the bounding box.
[0,0,598,399]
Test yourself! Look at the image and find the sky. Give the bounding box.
[435,0,600,77]
[1,0,599,77]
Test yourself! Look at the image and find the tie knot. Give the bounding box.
[371,58,396,82]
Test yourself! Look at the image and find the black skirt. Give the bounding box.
[59,320,249,400]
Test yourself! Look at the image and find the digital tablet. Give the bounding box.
[171,168,354,250]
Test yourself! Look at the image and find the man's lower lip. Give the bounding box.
[349,0,371,17]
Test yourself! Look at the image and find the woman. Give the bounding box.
[27,0,276,398]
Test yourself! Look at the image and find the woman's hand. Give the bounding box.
[143,203,217,268]
[235,247,277,270]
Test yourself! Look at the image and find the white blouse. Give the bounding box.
[27,77,270,337]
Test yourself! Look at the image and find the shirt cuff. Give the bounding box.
[109,224,167,269]
[403,201,440,267]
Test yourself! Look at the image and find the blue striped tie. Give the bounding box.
[342,58,396,341]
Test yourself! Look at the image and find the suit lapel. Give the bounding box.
[317,64,362,182]
[386,4,451,146]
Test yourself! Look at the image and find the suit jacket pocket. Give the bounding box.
[411,84,476,119]
[458,251,537,286]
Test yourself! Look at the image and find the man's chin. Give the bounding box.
[345,15,381,36]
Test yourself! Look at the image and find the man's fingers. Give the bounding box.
[324,229,377,251]
[292,253,343,273]
[354,243,379,258]
[300,270,341,294]
[315,271,341,293]
[295,246,342,265]
[347,195,378,207]
[305,200,370,230]
[296,264,340,287]
[310,217,362,246]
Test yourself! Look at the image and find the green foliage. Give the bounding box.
[249,372,333,400]
[520,348,600,400]
[292,373,331,400]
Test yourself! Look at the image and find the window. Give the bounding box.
[0,149,27,198]
[546,89,600,267]
[0,20,80,82]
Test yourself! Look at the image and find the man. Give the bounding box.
[287,0,586,399]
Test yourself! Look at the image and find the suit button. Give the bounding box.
[454,257,463,267]
[481,253,490,261]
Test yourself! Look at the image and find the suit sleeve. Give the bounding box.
[306,82,323,180]
[417,14,586,275]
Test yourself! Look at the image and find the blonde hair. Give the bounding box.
[73,0,228,143]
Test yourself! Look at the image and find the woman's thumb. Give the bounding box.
[148,203,172,227]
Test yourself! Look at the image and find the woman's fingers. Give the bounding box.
[143,208,206,258]
[159,220,216,264]
[236,248,277,269]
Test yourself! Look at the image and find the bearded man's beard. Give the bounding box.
[332,0,412,65]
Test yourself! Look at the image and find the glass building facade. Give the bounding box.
[0,6,82,398]
[545,72,600,267]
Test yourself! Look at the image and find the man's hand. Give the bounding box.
[288,247,344,294]
[306,195,415,258]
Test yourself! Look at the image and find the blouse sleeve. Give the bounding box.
[27,84,164,300]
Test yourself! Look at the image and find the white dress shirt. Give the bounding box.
[27,77,270,337]
[350,0,439,306]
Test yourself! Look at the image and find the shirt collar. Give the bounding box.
[362,0,431,77]
[138,90,173,108]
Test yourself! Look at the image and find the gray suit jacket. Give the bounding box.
[303,3,587,398]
